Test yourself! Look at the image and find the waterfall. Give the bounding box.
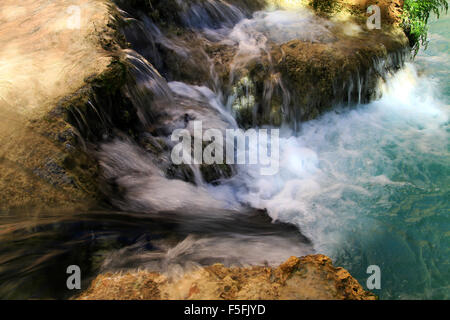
[89,1,411,214]
[2,0,440,300]
[1,0,448,301]
[98,1,446,299]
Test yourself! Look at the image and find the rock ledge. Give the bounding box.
[78,255,376,300]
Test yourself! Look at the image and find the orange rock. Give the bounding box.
[77,255,377,300]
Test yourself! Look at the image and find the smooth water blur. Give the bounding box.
[0,208,311,299]
[90,10,449,299]
[1,2,448,301]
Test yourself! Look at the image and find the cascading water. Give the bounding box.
[88,2,448,299]
[227,63,449,299]
[0,1,448,300]
[110,3,449,299]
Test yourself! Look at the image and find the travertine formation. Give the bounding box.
[0,0,118,210]
[78,255,376,300]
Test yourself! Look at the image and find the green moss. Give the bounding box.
[309,0,340,16]
[88,59,129,94]
[53,54,135,202]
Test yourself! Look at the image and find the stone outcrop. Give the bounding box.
[78,255,376,300]
[1,0,412,301]
[213,0,410,127]
[0,0,121,210]
[0,0,411,209]
[133,1,409,127]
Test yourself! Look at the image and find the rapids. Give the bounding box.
[100,3,449,299]
[0,1,448,300]
[93,3,450,299]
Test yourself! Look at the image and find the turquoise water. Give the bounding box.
[235,14,450,300]
[337,16,450,299]
[346,14,450,299]
[349,14,450,299]
[106,7,450,300]
[416,14,450,102]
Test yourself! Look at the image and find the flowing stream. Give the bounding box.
[0,2,448,300]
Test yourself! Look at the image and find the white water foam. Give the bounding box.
[212,63,449,255]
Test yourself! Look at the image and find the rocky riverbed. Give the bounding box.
[1,0,421,300]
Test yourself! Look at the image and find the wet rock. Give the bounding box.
[0,0,124,210]
[0,0,411,210]
[207,1,410,127]
[32,159,74,188]
[200,163,235,184]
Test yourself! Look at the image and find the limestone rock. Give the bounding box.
[78,255,377,300]
[0,0,121,210]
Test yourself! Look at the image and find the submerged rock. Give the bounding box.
[78,255,376,300]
